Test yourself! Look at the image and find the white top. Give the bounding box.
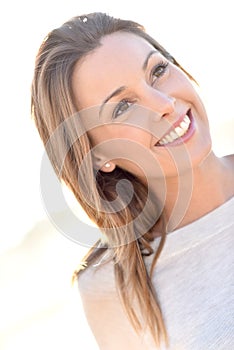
[78,197,234,349]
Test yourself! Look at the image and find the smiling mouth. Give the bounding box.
[155,110,193,146]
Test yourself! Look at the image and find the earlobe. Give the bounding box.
[100,162,116,173]
[92,153,116,172]
[92,150,116,172]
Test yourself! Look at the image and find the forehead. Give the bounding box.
[72,32,155,110]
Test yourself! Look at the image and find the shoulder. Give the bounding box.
[75,255,149,350]
[77,255,116,299]
[224,152,234,160]
[219,153,234,197]
[222,153,234,168]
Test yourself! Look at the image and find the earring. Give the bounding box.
[105,163,111,168]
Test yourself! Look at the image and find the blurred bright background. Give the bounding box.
[0,0,234,349]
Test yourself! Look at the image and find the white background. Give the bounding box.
[0,1,233,349]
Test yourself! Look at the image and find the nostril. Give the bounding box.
[161,112,170,119]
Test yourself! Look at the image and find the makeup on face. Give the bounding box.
[72,31,212,178]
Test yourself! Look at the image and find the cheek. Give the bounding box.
[88,126,154,173]
[89,125,150,146]
[174,78,194,97]
[169,66,197,97]
[88,129,105,147]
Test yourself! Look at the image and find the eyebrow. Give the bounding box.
[142,50,158,71]
[99,50,158,116]
[99,86,126,117]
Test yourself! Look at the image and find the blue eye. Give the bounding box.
[113,99,132,118]
[151,61,169,83]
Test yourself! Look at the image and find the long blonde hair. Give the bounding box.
[31,12,192,347]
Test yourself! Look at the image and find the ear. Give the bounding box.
[99,162,116,173]
[92,152,116,173]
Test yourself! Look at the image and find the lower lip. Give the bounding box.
[155,110,195,147]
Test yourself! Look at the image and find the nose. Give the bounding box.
[142,87,176,121]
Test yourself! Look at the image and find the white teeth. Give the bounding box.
[180,121,188,129]
[175,126,185,137]
[165,134,173,142]
[157,114,191,145]
[170,131,178,139]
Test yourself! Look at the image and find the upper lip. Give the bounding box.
[154,108,191,145]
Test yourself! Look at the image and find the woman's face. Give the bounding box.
[72,32,212,181]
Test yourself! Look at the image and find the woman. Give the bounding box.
[31,12,234,349]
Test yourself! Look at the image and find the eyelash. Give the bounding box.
[113,99,134,119]
[151,60,169,83]
[112,60,169,119]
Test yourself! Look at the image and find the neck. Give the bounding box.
[152,151,234,232]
